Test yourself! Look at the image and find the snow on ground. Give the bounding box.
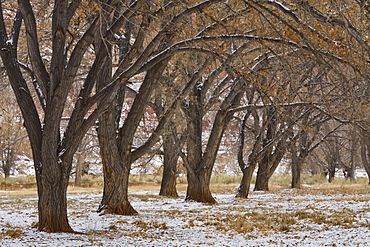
[1,186,370,246]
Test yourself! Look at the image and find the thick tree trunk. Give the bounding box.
[35,150,74,233]
[254,146,286,191]
[159,131,179,197]
[97,102,137,215]
[183,79,242,203]
[236,111,257,198]
[236,164,256,198]
[98,162,137,215]
[185,169,216,204]
[74,151,86,186]
[254,137,287,191]
[37,172,73,232]
[254,150,271,191]
[291,144,301,189]
[254,165,270,191]
[254,108,275,192]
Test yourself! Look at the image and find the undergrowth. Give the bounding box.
[1,173,369,192]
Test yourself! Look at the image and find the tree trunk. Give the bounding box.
[37,169,73,232]
[98,159,137,215]
[35,147,74,233]
[254,148,272,191]
[291,161,301,189]
[3,148,15,178]
[328,162,336,183]
[2,161,11,178]
[254,166,270,191]
[291,144,301,189]
[254,107,275,192]
[185,169,216,204]
[349,128,356,182]
[361,136,370,185]
[254,144,286,191]
[74,161,83,187]
[236,164,256,198]
[97,101,137,215]
[236,111,257,198]
[74,151,86,187]
[159,130,179,197]
[98,115,136,215]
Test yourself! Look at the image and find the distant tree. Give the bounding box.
[152,81,183,198]
[73,132,99,187]
[360,129,370,185]
[0,88,29,178]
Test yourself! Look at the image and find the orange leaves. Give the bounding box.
[69,0,100,36]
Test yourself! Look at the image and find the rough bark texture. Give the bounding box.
[236,112,257,199]
[254,107,289,192]
[236,164,256,198]
[290,144,301,189]
[37,159,73,232]
[159,130,179,197]
[253,108,276,192]
[0,0,155,232]
[0,6,75,232]
[97,101,137,215]
[98,158,137,215]
[183,88,217,203]
[186,168,216,204]
[328,162,336,183]
[183,74,243,203]
[254,164,270,191]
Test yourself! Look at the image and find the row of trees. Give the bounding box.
[1,0,370,233]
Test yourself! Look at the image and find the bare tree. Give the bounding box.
[0,0,157,232]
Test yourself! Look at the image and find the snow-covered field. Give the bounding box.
[1,186,370,246]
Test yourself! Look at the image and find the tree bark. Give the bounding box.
[254,140,287,191]
[183,77,243,203]
[236,163,256,198]
[74,150,87,187]
[349,127,357,182]
[37,159,73,232]
[236,111,258,198]
[186,168,216,204]
[98,157,137,215]
[361,136,370,185]
[291,144,301,189]
[183,87,216,203]
[328,162,336,183]
[254,164,270,191]
[159,129,179,197]
[327,139,343,183]
[97,99,137,215]
[74,161,83,187]
[254,107,276,192]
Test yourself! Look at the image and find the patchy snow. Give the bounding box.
[1,187,370,246]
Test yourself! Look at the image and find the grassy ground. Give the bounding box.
[1,173,369,196]
[1,174,370,246]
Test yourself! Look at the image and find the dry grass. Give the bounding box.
[1,177,370,246]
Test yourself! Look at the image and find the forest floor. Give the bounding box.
[1,182,370,246]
